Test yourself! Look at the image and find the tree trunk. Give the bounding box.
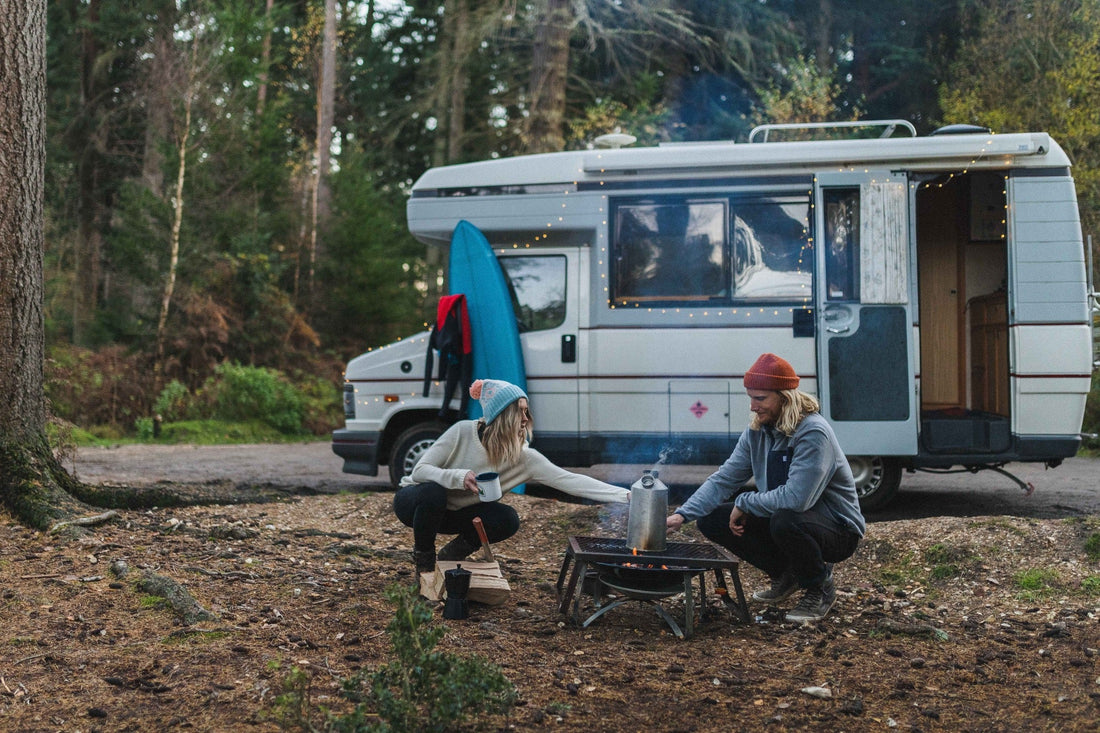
[256,0,275,117]
[814,0,833,72]
[0,0,92,529]
[526,0,572,153]
[73,0,102,346]
[154,38,196,380]
[308,0,337,310]
[446,0,469,163]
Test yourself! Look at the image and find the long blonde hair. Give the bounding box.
[750,389,820,436]
[479,400,531,468]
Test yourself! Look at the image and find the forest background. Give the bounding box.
[44,0,1100,445]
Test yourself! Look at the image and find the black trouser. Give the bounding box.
[393,481,520,553]
[697,504,859,588]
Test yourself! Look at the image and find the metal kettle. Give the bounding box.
[626,469,668,552]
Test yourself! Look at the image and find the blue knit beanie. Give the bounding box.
[469,379,526,424]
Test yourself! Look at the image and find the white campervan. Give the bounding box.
[333,121,1095,510]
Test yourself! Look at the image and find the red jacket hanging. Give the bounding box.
[423,294,473,416]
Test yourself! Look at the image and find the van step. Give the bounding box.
[921,410,1010,454]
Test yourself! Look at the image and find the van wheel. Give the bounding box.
[389,423,447,489]
[848,455,902,512]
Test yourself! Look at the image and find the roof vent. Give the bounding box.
[593,133,637,149]
[930,124,993,136]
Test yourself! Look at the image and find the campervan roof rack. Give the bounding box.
[749,119,918,143]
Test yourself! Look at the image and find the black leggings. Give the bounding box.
[697,504,859,588]
[393,481,520,552]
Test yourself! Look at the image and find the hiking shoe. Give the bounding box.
[785,575,837,623]
[437,535,478,561]
[752,572,799,603]
[412,548,437,574]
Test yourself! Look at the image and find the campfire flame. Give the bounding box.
[625,547,668,568]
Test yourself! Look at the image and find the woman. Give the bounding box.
[394,378,629,573]
[666,353,865,623]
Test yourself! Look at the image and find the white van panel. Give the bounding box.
[589,384,671,432]
[1013,377,1090,435]
[1012,325,1092,374]
[586,327,815,377]
[670,381,731,434]
[1009,177,1088,323]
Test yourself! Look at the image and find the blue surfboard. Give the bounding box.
[448,222,528,492]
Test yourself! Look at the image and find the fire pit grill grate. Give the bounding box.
[572,536,737,564]
[556,535,751,637]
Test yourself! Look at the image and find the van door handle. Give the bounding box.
[826,326,850,334]
[561,334,576,363]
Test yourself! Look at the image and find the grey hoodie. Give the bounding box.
[675,412,866,537]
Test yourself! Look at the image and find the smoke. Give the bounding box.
[651,441,700,473]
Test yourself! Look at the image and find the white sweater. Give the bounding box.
[400,420,630,510]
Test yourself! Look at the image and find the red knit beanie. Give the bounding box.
[744,353,799,391]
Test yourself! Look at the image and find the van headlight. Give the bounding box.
[342,383,355,419]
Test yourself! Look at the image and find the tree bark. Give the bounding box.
[308,0,337,310]
[0,0,92,529]
[446,0,470,163]
[73,0,102,346]
[256,0,275,117]
[526,0,572,153]
[814,0,833,72]
[154,38,196,380]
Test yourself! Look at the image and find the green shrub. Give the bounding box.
[154,380,192,422]
[1085,532,1100,562]
[291,369,343,435]
[930,564,961,580]
[45,344,155,429]
[924,542,972,581]
[1014,567,1060,600]
[327,584,516,732]
[1081,576,1100,597]
[201,363,304,435]
[137,418,285,444]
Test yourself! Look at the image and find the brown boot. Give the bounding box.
[437,535,478,561]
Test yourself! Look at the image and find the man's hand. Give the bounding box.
[729,505,746,536]
[666,513,685,532]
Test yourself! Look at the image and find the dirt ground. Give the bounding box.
[2,451,1099,731]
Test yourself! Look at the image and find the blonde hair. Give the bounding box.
[479,399,531,468]
[750,388,820,436]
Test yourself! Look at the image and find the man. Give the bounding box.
[667,353,865,622]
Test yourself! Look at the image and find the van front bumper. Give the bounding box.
[332,429,380,476]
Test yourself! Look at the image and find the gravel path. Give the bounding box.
[70,441,379,493]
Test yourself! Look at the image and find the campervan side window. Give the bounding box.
[498,255,567,332]
[610,195,811,307]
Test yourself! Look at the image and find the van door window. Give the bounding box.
[823,188,860,301]
[611,195,810,306]
[498,255,567,332]
[823,183,909,304]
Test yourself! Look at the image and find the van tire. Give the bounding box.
[389,423,447,489]
[849,455,902,512]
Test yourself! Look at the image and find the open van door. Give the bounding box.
[813,172,919,467]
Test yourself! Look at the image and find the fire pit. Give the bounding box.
[556,536,750,638]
